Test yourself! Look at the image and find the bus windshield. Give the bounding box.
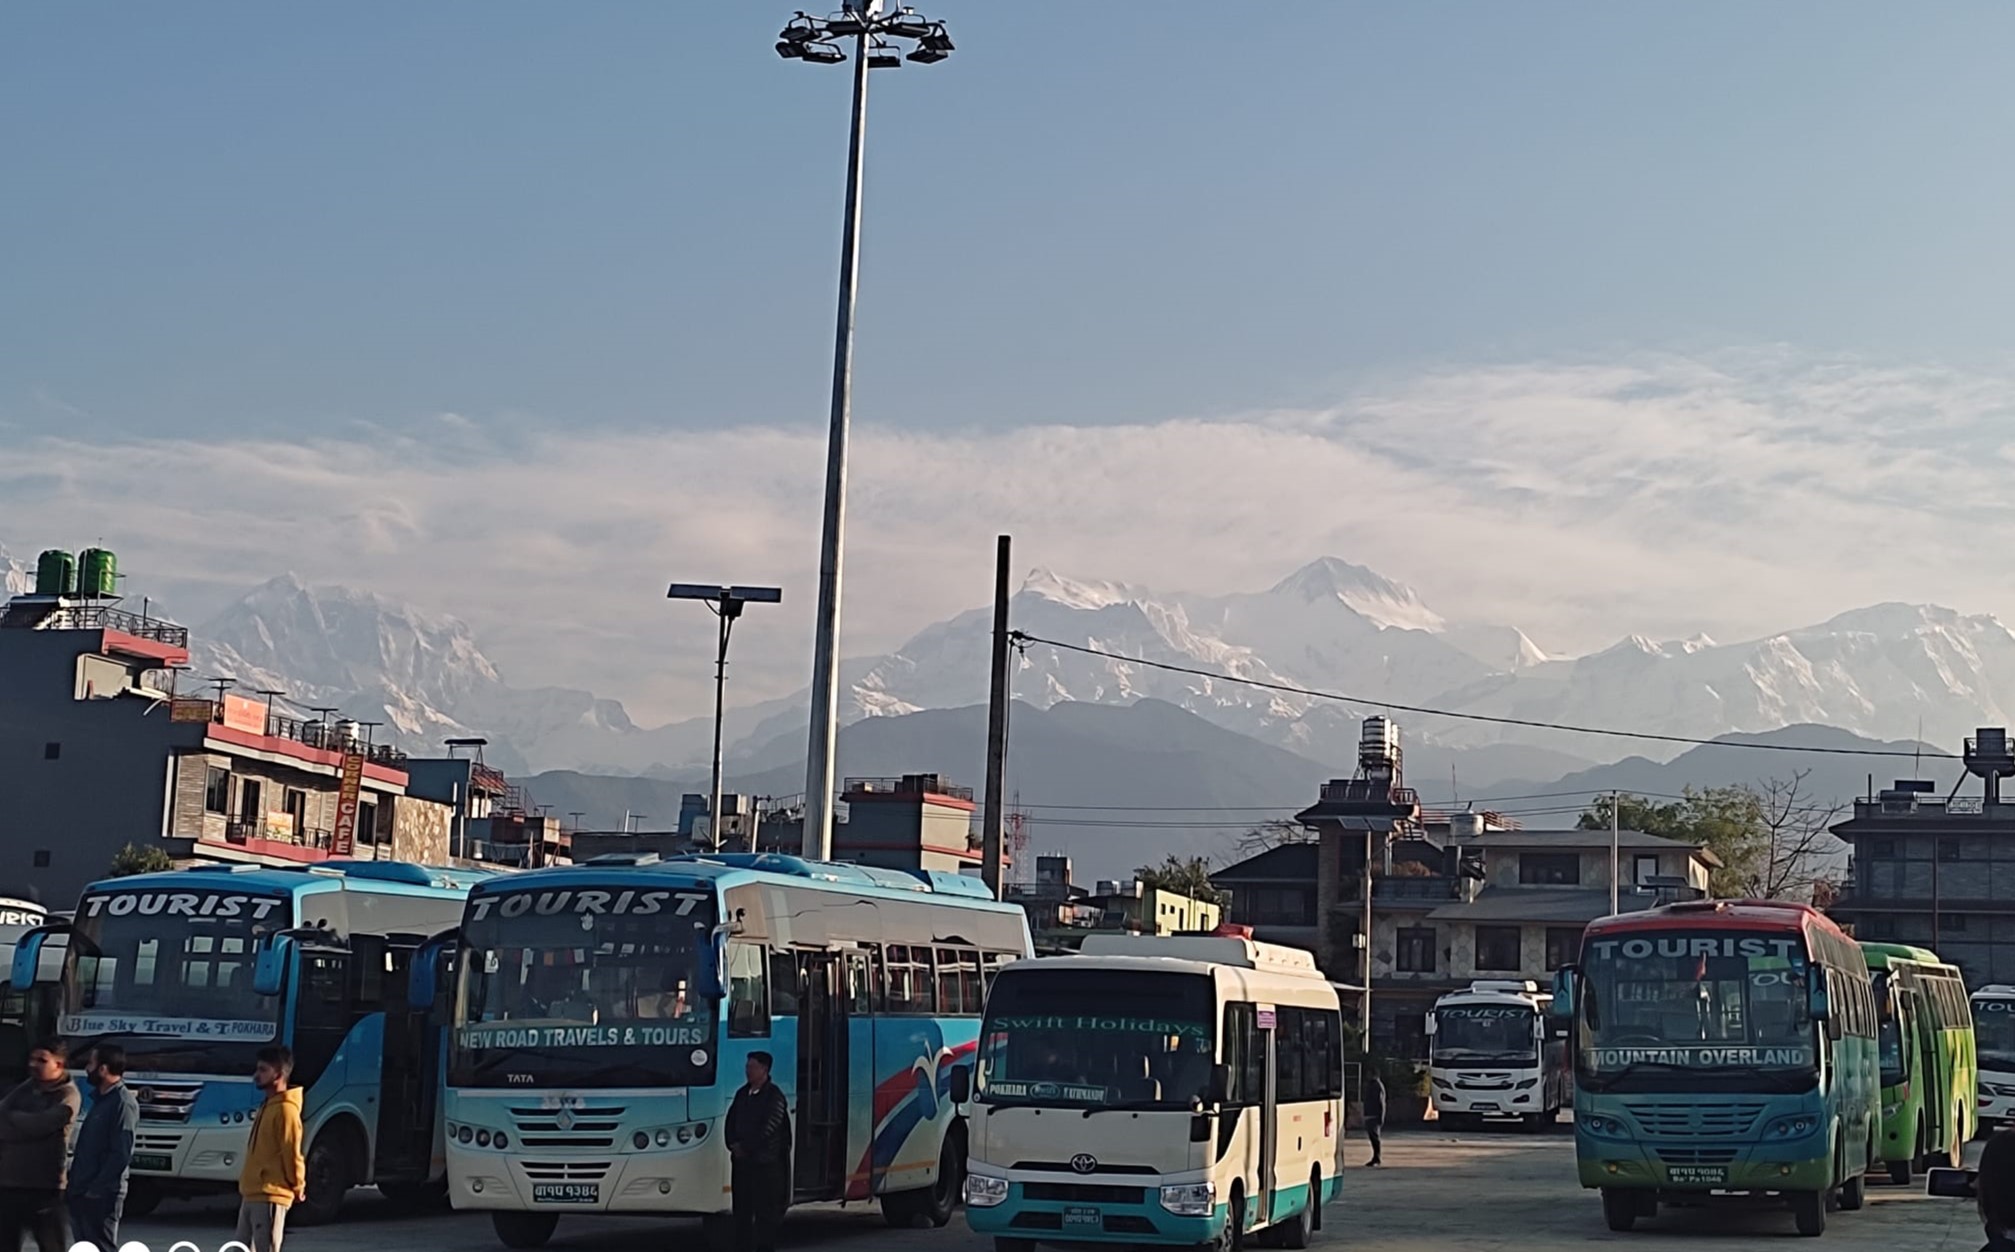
[60,889,287,1064]
[1578,928,1817,1094]
[977,968,1215,1110]
[452,885,718,1089]
[1976,999,2015,1074]
[1433,1004,1538,1067]
[1874,973,1907,1087]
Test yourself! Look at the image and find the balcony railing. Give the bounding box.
[1372,876,1463,902]
[224,820,335,849]
[24,602,190,647]
[256,714,408,767]
[843,775,975,802]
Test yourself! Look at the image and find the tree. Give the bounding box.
[109,842,175,877]
[1136,854,1227,905]
[1577,776,1845,902]
[1226,819,1313,862]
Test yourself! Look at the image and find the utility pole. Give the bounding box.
[1610,790,1621,915]
[1361,828,1374,1043]
[981,535,1012,896]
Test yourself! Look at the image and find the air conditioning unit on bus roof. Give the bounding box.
[1078,932,1321,973]
[1467,979,1541,995]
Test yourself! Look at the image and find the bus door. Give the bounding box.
[374,939,438,1184]
[1257,1005,1277,1228]
[794,951,849,1199]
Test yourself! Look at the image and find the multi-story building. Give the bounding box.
[405,744,568,868]
[0,579,466,902]
[1831,728,2015,988]
[1217,716,1717,1058]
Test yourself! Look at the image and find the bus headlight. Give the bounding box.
[1159,1183,1216,1217]
[1765,1115,1817,1139]
[635,1132,651,1150]
[965,1174,1009,1208]
[1514,1078,1538,1090]
[494,1131,508,1150]
[1580,1115,1627,1138]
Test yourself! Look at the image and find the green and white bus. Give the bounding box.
[963,928,1346,1252]
[1858,942,1975,1185]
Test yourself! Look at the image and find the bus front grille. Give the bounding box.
[1022,1183,1147,1204]
[521,1161,611,1183]
[509,1106,624,1149]
[133,1082,204,1123]
[1655,1147,1738,1166]
[1623,1102,1765,1137]
[1011,1213,1064,1231]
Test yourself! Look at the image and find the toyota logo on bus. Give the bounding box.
[1070,1153,1098,1174]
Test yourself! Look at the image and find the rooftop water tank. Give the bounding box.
[34,551,75,598]
[76,548,117,599]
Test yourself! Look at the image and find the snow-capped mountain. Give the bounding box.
[0,546,31,598]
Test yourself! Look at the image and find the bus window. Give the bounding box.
[727,942,769,1037]
[769,952,801,1018]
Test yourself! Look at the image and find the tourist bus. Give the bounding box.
[1858,942,1974,1184]
[11,861,491,1222]
[962,928,1346,1252]
[1971,985,2015,1134]
[423,852,1031,1250]
[1551,899,1879,1237]
[1427,979,1568,1130]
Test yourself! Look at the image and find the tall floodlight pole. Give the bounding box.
[775,2,957,860]
[670,584,783,851]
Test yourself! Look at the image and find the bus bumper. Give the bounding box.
[965,1172,1291,1247]
[1576,1143,1831,1194]
[129,1122,265,1193]
[1978,1083,2015,1132]
[448,1142,731,1216]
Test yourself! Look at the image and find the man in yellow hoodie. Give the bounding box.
[237,1045,306,1252]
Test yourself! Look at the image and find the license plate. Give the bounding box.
[1472,1103,1500,1113]
[1667,1166,1727,1185]
[132,1153,173,1172]
[1063,1206,1101,1229]
[531,1183,599,1205]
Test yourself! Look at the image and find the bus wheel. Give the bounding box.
[1600,1188,1637,1233]
[492,1212,559,1249]
[1838,1169,1866,1212]
[1273,1171,1316,1250]
[1790,1189,1826,1237]
[1226,1182,1246,1252]
[920,1126,965,1227]
[1945,1102,1967,1168]
[1887,1156,1914,1186]
[123,1179,162,1219]
[296,1126,360,1226]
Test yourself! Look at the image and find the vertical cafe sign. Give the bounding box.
[330,752,366,855]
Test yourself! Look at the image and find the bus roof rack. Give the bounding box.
[1467,980,1541,995]
[1977,985,2015,996]
[583,852,663,867]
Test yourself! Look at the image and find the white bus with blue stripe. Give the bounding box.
[418,852,1031,1250]
[963,930,1347,1252]
[12,861,492,1222]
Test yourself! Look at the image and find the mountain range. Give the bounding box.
[5,535,2012,877]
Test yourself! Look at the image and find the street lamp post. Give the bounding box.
[669,583,783,851]
[775,1,956,860]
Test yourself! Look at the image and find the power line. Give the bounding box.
[1009,631,1956,760]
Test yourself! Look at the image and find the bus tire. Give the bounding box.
[920,1126,964,1227]
[1838,1169,1866,1212]
[1945,1100,1967,1168]
[1887,1157,1913,1186]
[296,1123,363,1226]
[1600,1188,1636,1233]
[492,1212,559,1249]
[123,1179,162,1219]
[1273,1171,1316,1250]
[1790,1189,1826,1237]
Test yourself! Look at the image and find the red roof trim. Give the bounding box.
[205,724,408,786]
[100,630,189,666]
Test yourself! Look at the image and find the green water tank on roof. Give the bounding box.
[77,548,117,598]
[34,550,75,597]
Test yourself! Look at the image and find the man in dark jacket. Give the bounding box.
[725,1051,791,1252]
[68,1045,139,1251]
[1360,1069,1386,1168]
[0,1038,81,1252]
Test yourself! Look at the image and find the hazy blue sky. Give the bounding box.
[6,3,2015,716]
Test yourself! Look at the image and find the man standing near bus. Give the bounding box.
[67,1044,139,1251]
[0,1039,79,1252]
[1360,1068,1386,1168]
[725,1051,792,1252]
[236,1045,305,1252]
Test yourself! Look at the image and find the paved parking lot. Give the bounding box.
[119,1128,1989,1252]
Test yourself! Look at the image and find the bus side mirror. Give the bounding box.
[1423,1014,1437,1038]
[9,927,55,990]
[697,928,729,1000]
[1208,1063,1231,1105]
[950,1067,971,1104]
[409,928,456,1011]
[1807,974,1831,1023]
[1550,967,1576,1018]
[253,935,295,997]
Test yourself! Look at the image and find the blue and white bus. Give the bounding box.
[12,861,493,1222]
[422,852,1032,1249]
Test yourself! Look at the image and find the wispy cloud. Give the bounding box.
[5,349,2013,722]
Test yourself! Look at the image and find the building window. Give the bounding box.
[1941,913,1969,933]
[203,767,231,815]
[1634,855,1660,886]
[1395,927,1437,974]
[1545,927,1583,970]
[1518,853,1580,885]
[1871,839,1896,859]
[356,799,379,846]
[283,789,307,837]
[1231,886,1315,927]
[1940,838,1962,862]
[42,743,60,761]
[32,851,49,869]
[1475,926,1523,972]
[238,778,263,824]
